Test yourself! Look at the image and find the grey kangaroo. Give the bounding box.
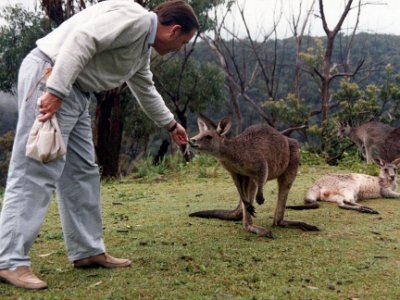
[337,121,393,163]
[287,157,400,214]
[379,127,400,163]
[188,116,319,237]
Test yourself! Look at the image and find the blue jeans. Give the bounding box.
[0,49,105,269]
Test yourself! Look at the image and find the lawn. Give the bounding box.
[0,156,399,299]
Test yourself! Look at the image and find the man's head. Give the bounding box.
[153,0,200,55]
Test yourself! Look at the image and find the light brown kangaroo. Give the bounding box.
[287,157,400,214]
[188,116,319,238]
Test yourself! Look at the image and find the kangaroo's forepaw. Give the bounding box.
[246,204,256,216]
[256,193,265,205]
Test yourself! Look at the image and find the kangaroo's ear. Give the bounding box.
[217,117,232,136]
[392,157,400,167]
[373,157,385,167]
[197,117,209,133]
[198,113,217,129]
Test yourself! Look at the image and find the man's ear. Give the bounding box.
[170,24,182,37]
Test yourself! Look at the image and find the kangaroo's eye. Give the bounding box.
[205,135,213,140]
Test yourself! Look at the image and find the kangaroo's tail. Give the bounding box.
[286,202,320,210]
[189,208,243,221]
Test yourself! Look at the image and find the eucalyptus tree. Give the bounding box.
[312,0,364,145]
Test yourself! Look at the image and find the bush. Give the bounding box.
[130,153,222,180]
[300,149,325,166]
[132,154,188,180]
[189,154,220,178]
[336,151,379,175]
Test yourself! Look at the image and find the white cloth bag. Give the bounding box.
[26,103,66,163]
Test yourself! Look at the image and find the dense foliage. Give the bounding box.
[0,5,53,94]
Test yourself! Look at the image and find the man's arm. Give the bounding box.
[126,61,187,144]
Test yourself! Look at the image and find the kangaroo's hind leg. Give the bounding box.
[273,140,319,231]
[241,178,273,238]
[339,200,379,214]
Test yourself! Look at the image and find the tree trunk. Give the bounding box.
[95,88,123,178]
[153,139,170,165]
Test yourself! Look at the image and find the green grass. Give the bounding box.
[0,156,399,299]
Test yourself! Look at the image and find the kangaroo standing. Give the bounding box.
[188,117,319,237]
[337,121,393,163]
[288,158,400,214]
[379,127,400,163]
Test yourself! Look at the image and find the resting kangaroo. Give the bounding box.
[188,116,319,237]
[337,121,393,163]
[287,158,400,214]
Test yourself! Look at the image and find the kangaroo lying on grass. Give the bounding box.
[287,158,400,214]
[188,116,319,237]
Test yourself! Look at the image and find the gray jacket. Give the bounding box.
[37,0,173,127]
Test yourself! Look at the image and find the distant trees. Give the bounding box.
[200,0,398,162]
[0,5,52,94]
[152,56,225,161]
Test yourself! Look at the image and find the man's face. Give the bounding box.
[153,25,197,55]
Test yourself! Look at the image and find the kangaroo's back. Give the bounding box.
[223,124,290,179]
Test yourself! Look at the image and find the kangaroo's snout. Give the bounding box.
[188,139,196,147]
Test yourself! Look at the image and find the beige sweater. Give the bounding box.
[37,0,173,127]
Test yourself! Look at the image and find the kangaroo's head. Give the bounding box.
[189,117,232,155]
[337,121,351,138]
[374,157,400,184]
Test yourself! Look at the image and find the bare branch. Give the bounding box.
[329,58,365,82]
